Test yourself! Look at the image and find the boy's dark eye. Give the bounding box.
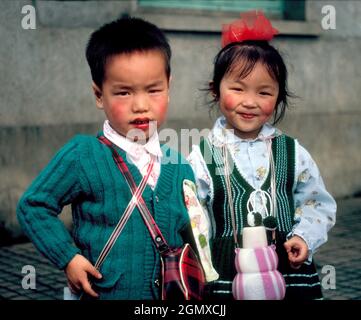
[115,91,129,96]
[149,89,162,94]
[231,87,243,92]
[260,92,272,96]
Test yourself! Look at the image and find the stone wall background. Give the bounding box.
[1,0,360,243]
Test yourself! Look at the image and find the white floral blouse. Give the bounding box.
[187,116,337,262]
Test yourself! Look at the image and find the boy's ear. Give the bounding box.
[166,75,172,90]
[168,75,173,103]
[166,76,172,103]
[92,82,103,109]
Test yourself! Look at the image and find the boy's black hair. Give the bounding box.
[86,16,171,88]
[210,40,292,124]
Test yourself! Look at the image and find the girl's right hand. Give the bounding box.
[283,235,309,269]
[65,254,102,298]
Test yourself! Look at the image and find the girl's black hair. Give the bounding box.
[210,40,292,124]
[86,16,171,89]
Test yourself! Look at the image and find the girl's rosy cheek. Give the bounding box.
[262,101,277,116]
[223,94,236,111]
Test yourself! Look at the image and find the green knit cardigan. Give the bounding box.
[17,134,195,299]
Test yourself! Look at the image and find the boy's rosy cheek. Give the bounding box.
[109,103,125,115]
[107,102,128,120]
[155,97,169,119]
[157,99,168,114]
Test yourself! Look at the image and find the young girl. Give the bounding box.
[188,11,336,300]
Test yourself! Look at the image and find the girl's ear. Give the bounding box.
[92,82,103,109]
[209,80,217,99]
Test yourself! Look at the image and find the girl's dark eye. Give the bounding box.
[260,92,272,96]
[231,87,243,91]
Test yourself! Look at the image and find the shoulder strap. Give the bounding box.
[98,135,170,255]
[93,136,154,270]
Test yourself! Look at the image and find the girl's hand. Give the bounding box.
[65,254,102,298]
[283,235,309,269]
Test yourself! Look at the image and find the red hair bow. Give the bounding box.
[221,10,279,47]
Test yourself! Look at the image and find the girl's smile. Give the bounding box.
[239,112,257,120]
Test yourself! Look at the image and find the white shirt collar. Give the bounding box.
[103,120,163,159]
[210,116,282,146]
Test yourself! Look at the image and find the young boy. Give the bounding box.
[17,17,195,300]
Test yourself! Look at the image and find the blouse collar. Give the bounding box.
[210,116,282,147]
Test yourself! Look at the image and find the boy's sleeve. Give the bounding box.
[16,137,83,270]
[288,141,337,262]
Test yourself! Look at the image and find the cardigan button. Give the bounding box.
[154,279,160,287]
[155,196,159,203]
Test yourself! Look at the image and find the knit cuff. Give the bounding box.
[51,244,81,270]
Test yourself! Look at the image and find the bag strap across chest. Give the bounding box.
[98,134,171,255]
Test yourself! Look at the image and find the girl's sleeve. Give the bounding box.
[16,137,83,270]
[288,141,337,262]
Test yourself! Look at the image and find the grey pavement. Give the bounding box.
[1,197,360,300]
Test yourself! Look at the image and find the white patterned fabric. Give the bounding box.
[183,179,219,282]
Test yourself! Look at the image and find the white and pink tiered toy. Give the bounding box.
[232,226,286,300]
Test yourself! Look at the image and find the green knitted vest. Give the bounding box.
[200,134,296,280]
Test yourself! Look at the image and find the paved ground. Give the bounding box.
[314,197,361,300]
[0,197,360,300]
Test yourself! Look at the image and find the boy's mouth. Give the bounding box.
[130,118,151,130]
[130,118,150,125]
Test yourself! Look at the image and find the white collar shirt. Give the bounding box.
[103,120,162,189]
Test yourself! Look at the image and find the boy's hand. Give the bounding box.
[283,235,309,269]
[65,254,102,298]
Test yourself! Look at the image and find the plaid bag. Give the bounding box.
[161,243,205,300]
[98,134,205,300]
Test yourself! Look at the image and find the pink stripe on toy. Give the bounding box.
[254,247,269,272]
[269,244,278,267]
[260,271,277,300]
[267,246,278,270]
[232,274,244,300]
